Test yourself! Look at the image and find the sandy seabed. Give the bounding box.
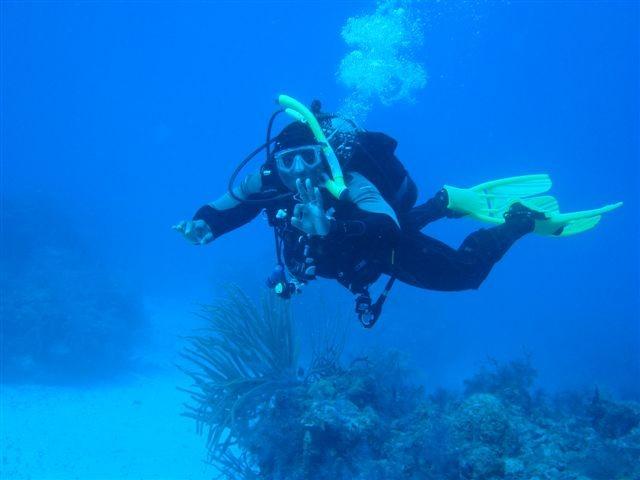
[1,298,222,480]
[1,373,216,480]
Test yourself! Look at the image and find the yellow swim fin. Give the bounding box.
[444,174,553,223]
[528,201,624,237]
[445,175,622,237]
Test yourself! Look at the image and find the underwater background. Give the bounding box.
[1,1,638,479]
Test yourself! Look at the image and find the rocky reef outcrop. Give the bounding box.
[182,292,640,480]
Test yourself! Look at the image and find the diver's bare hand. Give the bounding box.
[291,178,330,236]
[172,219,214,245]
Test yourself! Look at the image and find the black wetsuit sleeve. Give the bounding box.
[192,172,266,239]
[328,172,401,248]
[329,207,400,243]
[193,203,262,239]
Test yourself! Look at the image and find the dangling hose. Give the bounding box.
[227,108,292,205]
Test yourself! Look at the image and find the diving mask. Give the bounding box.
[274,145,326,191]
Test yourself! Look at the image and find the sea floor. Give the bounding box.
[1,298,217,480]
[1,372,215,480]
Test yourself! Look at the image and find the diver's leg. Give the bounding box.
[400,189,465,231]
[392,204,539,291]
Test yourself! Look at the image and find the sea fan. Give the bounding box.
[180,287,298,469]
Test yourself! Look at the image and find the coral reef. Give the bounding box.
[180,288,298,477]
[1,198,145,383]
[182,293,640,480]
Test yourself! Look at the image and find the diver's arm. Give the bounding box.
[328,207,400,241]
[329,172,401,242]
[191,172,265,240]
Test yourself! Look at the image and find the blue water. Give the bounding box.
[1,1,638,477]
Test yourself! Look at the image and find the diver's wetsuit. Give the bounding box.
[195,171,401,293]
[194,161,532,295]
[395,199,531,291]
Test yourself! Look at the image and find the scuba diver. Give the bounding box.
[175,95,622,327]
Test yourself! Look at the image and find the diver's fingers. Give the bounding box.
[172,220,186,232]
[200,232,213,245]
[305,179,314,202]
[293,203,304,220]
[184,221,193,237]
[313,187,323,209]
[301,178,315,203]
[296,178,307,203]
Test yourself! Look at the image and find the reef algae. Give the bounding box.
[182,292,640,480]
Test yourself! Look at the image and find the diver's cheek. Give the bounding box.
[310,167,327,188]
[285,178,299,192]
[277,171,297,192]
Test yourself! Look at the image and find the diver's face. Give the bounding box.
[274,145,326,192]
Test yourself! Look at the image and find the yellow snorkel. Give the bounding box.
[278,94,348,200]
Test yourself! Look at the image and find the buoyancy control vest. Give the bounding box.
[343,130,418,213]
